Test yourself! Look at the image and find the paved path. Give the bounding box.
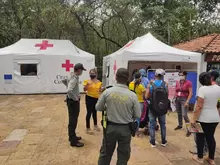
[0,95,219,165]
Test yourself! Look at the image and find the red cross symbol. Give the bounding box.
[124,40,134,48]
[62,60,74,72]
[35,40,53,50]
[113,60,117,75]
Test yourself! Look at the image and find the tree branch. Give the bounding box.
[87,20,122,48]
[132,20,146,39]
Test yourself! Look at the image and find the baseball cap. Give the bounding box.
[155,68,165,76]
[74,63,86,71]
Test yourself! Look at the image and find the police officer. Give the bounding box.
[66,63,86,147]
[96,68,141,165]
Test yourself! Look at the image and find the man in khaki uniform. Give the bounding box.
[64,63,86,147]
[96,68,141,165]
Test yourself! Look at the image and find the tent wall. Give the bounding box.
[0,55,14,94]
[0,54,95,94]
[42,55,94,93]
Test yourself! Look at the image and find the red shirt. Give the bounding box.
[175,80,192,98]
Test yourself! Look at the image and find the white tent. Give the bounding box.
[102,33,202,86]
[0,39,95,94]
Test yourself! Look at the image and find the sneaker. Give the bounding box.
[174,126,182,131]
[94,125,101,132]
[161,140,167,147]
[70,141,84,147]
[86,128,94,135]
[136,131,141,137]
[150,141,156,148]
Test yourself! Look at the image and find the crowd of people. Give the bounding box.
[63,63,220,165]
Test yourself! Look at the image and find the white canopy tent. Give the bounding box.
[0,39,95,94]
[102,33,202,86]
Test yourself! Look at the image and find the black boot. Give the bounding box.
[70,141,84,147]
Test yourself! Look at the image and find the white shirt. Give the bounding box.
[197,85,220,123]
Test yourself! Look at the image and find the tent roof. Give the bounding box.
[124,33,200,56]
[0,39,94,57]
[105,33,201,59]
[104,40,134,58]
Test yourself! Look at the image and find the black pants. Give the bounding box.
[86,95,98,129]
[67,98,80,143]
[196,122,219,159]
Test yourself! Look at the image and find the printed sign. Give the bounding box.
[205,54,220,62]
[164,72,180,111]
[4,74,13,84]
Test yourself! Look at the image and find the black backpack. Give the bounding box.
[150,81,169,116]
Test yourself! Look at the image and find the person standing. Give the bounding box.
[129,72,146,136]
[83,69,102,134]
[145,69,169,148]
[174,71,192,137]
[96,68,141,165]
[189,70,219,155]
[65,63,86,147]
[192,72,220,165]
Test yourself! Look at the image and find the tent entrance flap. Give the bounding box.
[13,59,43,94]
[102,58,110,87]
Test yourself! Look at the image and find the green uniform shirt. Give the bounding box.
[96,84,141,124]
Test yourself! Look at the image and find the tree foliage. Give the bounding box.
[0,0,220,69]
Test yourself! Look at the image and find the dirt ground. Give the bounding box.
[0,95,220,165]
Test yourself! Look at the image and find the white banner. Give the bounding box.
[164,72,180,112]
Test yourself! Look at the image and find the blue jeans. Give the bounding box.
[136,102,144,129]
[149,110,166,143]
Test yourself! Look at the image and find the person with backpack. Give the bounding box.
[129,72,146,136]
[145,69,169,148]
